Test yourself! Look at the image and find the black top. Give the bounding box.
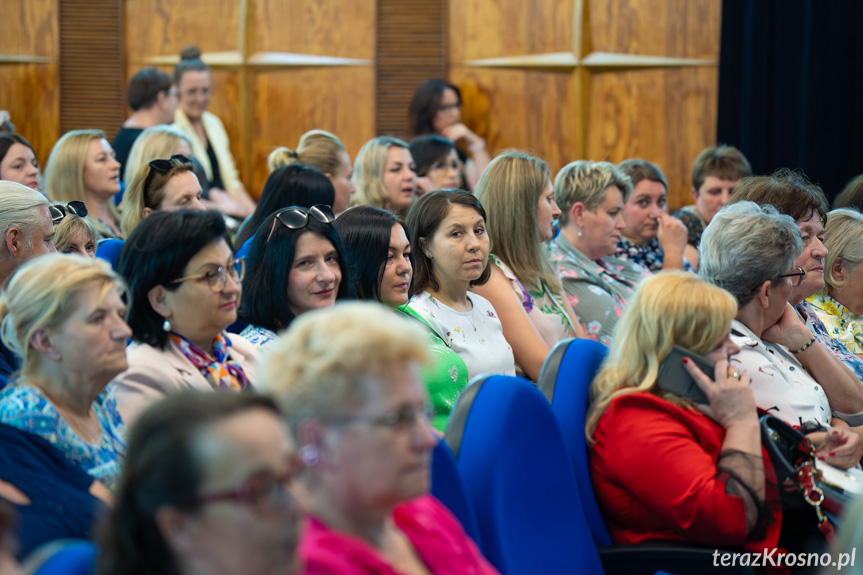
[110,127,145,176]
[206,141,224,190]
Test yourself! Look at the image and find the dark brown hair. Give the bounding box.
[618,158,668,191]
[127,68,173,111]
[408,79,461,138]
[173,46,209,87]
[691,145,752,192]
[727,168,829,225]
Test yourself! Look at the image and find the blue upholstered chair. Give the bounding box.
[95,239,124,271]
[429,439,483,551]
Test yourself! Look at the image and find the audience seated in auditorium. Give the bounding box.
[111,210,256,425]
[336,206,466,431]
[43,130,123,240]
[401,190,515,379]
[671,144,752,268]
[724,170,863,382]
[268,130,355,214]
[0,134,40,191]
[833,174,863,211]
[259,302,498,575]
[111,68,178,174]
[239,205,348,351]
[550,160,650,345]
[588,272,785,555]
[472,150,585,381]
[614,159,692,272]
[235,165,335,249]
[96,391,302,575]
[699,201,863,430]
[351,136,417,216]
[52,201,97,258]
[409,134,461,195]
[120,154,205,238]
[409,79,489,189]
[0,254,130,491]
[172,46,255,219]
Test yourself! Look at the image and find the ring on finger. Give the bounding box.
[730,371,741,380]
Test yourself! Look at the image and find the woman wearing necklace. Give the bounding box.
[401,190,515,380]
[0,254,131,491]
[110,210,257,426]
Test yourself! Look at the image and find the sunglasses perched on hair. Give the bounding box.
[266,204,335,243]
[50,200,88,224]
[142,154,193,196]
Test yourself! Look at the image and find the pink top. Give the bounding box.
[298,494,499,575]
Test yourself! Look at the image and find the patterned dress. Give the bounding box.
[612,236,693,273]
[807,294,863,355]
[796,300,863,382]
[671,205,705,248]
[0,384,127,491]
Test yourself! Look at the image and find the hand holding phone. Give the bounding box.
[656,345,713,404]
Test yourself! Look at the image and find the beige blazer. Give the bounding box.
[109,333,258,426]
[173,108,243,197]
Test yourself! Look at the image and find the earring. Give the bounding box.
[299,444,319,467]
[162,319,172,332]
[577,227,583,239]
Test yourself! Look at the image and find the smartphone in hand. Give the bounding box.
[656,345,714,404]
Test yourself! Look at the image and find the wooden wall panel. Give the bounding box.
[124,0,240,58]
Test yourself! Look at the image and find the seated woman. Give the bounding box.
[268,130,355,215]
[52,202,97,258]
[351,136,417,216]
[472,150,585,380]
[123,125,193,184]
[550,160,650,344]
[614,159,691,272]
[96,391,303,575]
[235,165,335,248]
[0,134,40,191]
[0,254,130,490]
[120,154,206,237]
[239,205,348,351]
[258,302,498,574]
[589,272,784,553]
[409,134,461,195]
[808,208,863,357]
[700,202,863,431]
[43,130,123,239]
[335,206,467,431]
[402,190,515,379]
[110,210,257,425]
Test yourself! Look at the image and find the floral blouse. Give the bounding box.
[0,384,127,491]
[240,324,279,352]
[807,294,863,354]
[549,233,650,345]
[796,300,863,382]
[671,205,705,248]
[613,236,693,273]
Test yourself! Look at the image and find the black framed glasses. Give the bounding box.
[265,204,335,243]
[170,258,246,293]
[779,265,806,287]
[196,462,302,513]
[142,154,193,196]
[50,200,88,224]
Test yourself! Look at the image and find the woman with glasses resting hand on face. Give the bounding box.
[110,210,257,426]
[96,391,303,575]
[260,302,498,575]
[238,205,349,352]
[121,154,206,238]
[51,201,98,259]
[409,135,462,195]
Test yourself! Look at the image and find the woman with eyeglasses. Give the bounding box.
[110,210,257,426]
[52,201,98,258]
[259,302,498,575]
[409,134,461,194]
[238,205,349,351]
[96,391,303,575]
[120,154,206,238]
[43,129,123,240]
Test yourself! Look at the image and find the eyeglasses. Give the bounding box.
[429,158,462,173]
[779,265,806,287]
[170,258,246,293]
[142,154,193,197]
[196,463,302,513]
[437,102,461,113]
[330,404,434,433]
[50,200,88,224]
[265,205,335,243]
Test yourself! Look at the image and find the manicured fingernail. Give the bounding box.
[829,452,836,457]
[682,357,689,364]
[818,455,825,461]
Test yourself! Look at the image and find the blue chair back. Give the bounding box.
[235,234,254,259]
[28,540,98,575]
[445,374,604,574]
[430,440,483,550]
[95,239,124,272]
[537,338,611,546]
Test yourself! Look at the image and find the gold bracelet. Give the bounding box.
[790,336,816,354]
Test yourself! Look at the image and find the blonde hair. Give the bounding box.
[554,160,632,226]
[0,181,49,252]
[822,208,863,292]
[257,301,428,435]
[474,150,560,292]
[0,254,124,379]
[53,213,97,254]
[267,130,346,175]
[350,136,409,210]
[120,159,195,237]
[586,271,737,440]
[43,130,121,237]
[124,125,191,183]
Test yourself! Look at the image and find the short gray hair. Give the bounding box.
[699,201,802,307]
[554,160,632,226]
[0,181,50,251]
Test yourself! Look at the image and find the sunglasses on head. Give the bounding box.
[50,200,88,224]
[143,154,193,196]
[266,205,335,243]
